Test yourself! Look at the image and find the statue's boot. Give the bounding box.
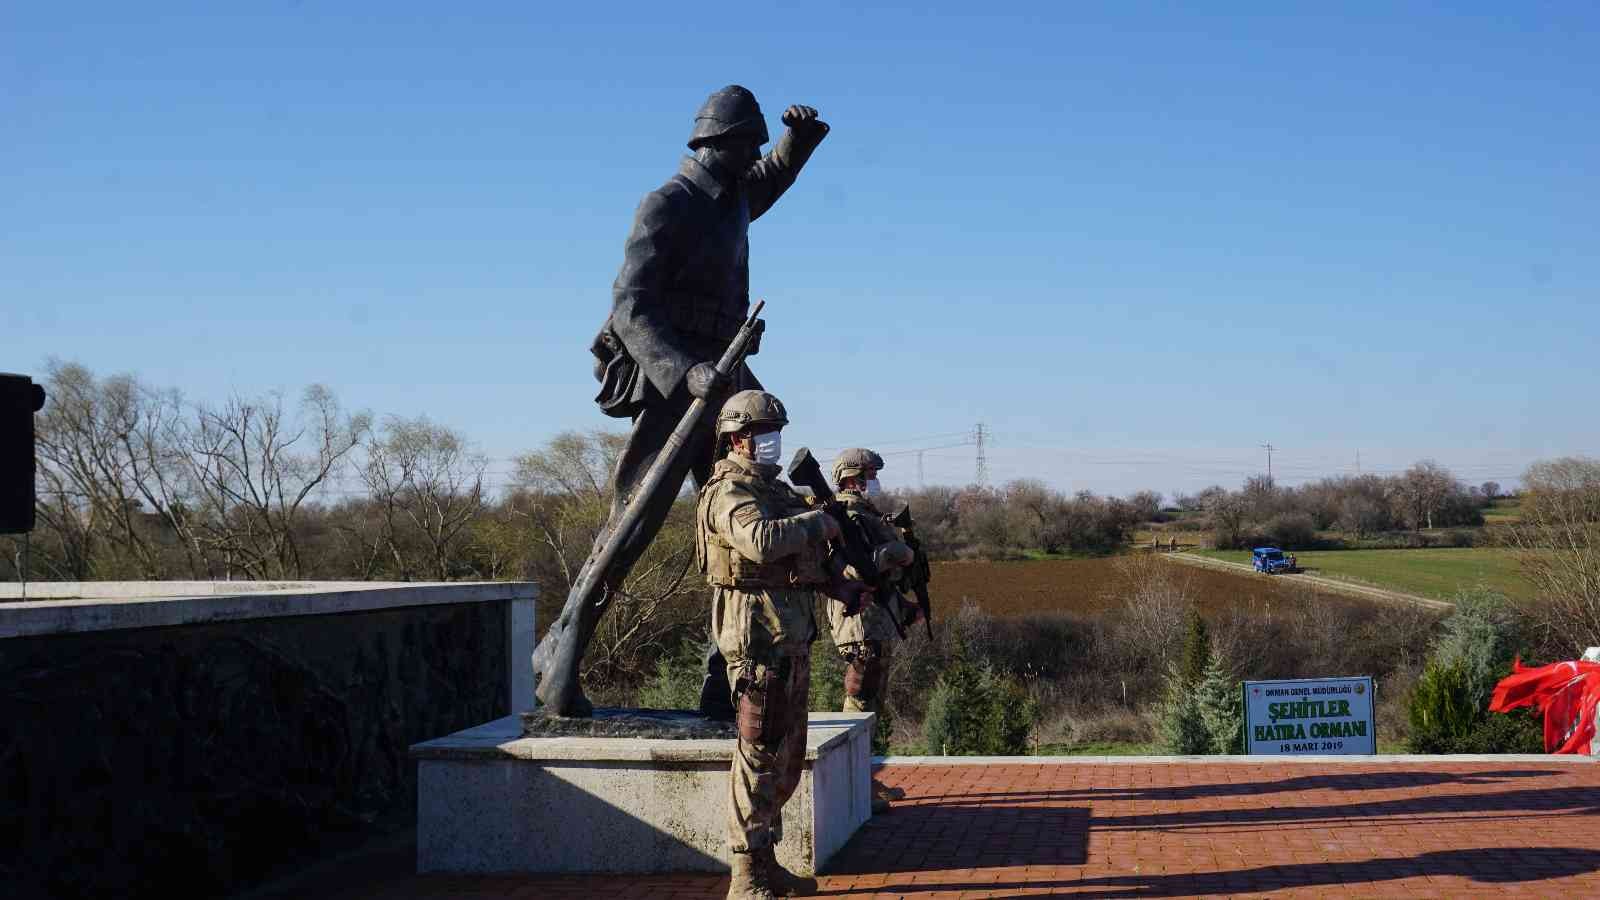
[754,846,817,897]
[726,851,777,900]
[535,679,593,718]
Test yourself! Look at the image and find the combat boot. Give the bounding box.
[727,851,777,900]
[871,790,890,814]
[753,845,817,897]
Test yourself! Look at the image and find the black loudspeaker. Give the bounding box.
[1,373,47,535]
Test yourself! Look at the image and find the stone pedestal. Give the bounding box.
[410,711,873,876]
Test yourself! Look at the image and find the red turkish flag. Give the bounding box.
[1488,659,1600,754]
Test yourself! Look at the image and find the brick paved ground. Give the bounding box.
[299,760,1600,899]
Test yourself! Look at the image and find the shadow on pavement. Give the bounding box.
[825,803,1089,874]
[816,847,1600,897]
[908,768,1560,805]
[1086,783,1600,832]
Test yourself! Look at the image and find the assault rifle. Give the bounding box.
[888,503,934,640]
[786,447,907,639]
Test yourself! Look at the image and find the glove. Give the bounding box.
[685,362,729,400]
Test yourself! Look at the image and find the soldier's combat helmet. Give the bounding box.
[832,448,885,485]
[716,390,788,435]
[688,85,769,149]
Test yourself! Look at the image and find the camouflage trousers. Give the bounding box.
[722,652,811,852]
[840,640,893,715]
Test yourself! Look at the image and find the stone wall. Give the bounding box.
[0,589,523,899]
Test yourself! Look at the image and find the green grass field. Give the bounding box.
[1194,547,1533,601]
[1483,497,1524,525]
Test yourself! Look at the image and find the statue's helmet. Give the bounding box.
[716,389,789,435]
[688,85,769,149]
[832,448,885,485]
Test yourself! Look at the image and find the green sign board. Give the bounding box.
[1243,676,1377,755]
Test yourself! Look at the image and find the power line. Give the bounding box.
[975,423,989,487]
[812,430,972,454]
[878,439,973,456]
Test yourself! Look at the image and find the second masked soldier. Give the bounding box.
[824,448,915,813]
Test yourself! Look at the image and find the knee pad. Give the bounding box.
[843,648,883,702]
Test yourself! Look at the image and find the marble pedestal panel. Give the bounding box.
[411,711,873,876]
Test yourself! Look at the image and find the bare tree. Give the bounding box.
[886,485,960,558]
[178,386,369,579]
[1205,490,1249,549]
[1480,481,1502,503]
[1241,474,1279,519]
[1126,490,1163,523]
[514,429,624,504]
[1505,457,1600,647]
[1337,494,1387,537]
[29,362,183,579]
[358,416,487,581]
[1391,460,1455,531]
[10,363,373,583]
[955,486,1012,555]
[1195,485,1227,509]
[1108,555,1195,676]
[1003,479,1068,554]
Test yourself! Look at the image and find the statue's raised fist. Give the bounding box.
[781,105,828,135]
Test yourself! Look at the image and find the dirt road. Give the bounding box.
[1168,552,1454,611]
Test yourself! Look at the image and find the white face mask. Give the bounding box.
[865,478,884,496]
[752,432,782,465]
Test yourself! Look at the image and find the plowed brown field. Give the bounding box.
[930,555,1359,617]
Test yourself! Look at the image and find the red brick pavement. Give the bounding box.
[314,761,1600,899]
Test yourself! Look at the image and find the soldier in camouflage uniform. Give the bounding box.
[697,390,859,899]
[824,448,915,812]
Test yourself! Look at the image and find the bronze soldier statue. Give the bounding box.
[532,85,830,717]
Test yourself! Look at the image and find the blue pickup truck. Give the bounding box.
[1251,547,1297,574]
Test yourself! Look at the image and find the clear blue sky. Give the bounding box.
[5,2,1595,497]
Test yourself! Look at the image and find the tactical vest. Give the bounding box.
[697,465,828,589]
